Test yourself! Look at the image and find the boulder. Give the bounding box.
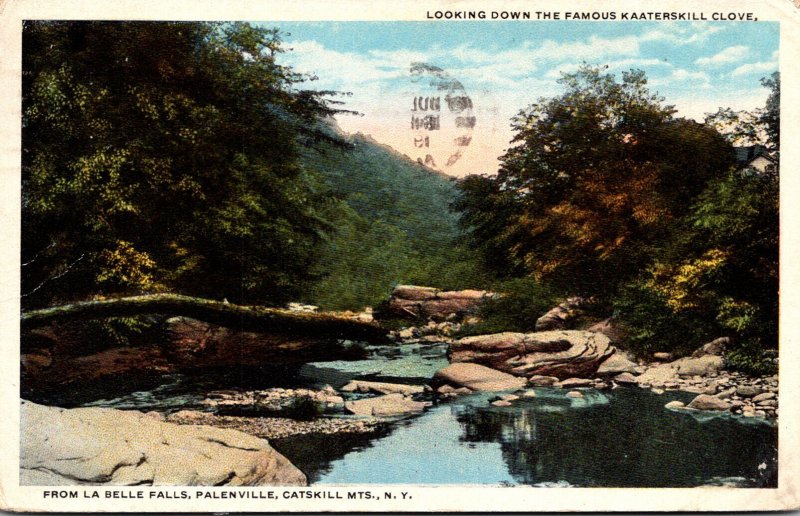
[491,400,512,407]
[752,392,776,403]
[528,375,560,386]
[691,337,730,358]
[665,401,685,410]
[384,285,494,321]
[687,394,731,411]
[340,380,424,396]
[653,352,674,361]
[434,363,526,392]
[558,378,594,388]
[672,355,725,377]
[20,401,305,486]
[613,372,639,385]
[596,351,638,375]
[566,391,584,398]
[736,385,763,398]
[392,285,440,301]
[344,393,429,417]
[535,297,585,331]
[449,330,614,379]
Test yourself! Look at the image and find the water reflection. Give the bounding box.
[451,388,777,487]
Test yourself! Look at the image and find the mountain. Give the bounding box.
[298,124,486,310]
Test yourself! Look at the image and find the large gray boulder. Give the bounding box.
[435,363,526,391]
[20,401,306,486]
[449,330,614,379]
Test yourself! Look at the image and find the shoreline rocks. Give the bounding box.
[166,410,384,439]
[344,393,430,418]
[21,401,306,486]
[435,363,526,392]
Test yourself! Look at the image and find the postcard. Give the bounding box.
[1,0,799,512]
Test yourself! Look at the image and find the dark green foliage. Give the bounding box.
[612,283,716,358]
[455,278,558,337]
[22,21,338,308]
[300,130,488,310]
[724,340,778,376]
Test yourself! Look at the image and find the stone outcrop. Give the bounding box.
[340,380,425,396]
[344,393,430,417]
[691,337,729,358]
[596,351,638,376]
[383,285,494,320]
[434,363,526,391]
[449,330,614,379]
[20,401,306,486]
[535,297,585,331]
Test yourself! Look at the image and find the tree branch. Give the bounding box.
[21,293,388,342]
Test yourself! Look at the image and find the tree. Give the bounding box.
[22,21,339,308]
[457,65,734,300]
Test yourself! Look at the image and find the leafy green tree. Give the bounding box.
[457,65,734,301]
[22,21,338,308]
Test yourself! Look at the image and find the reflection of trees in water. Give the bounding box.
[272,426,393,484]
[453,390,778,487]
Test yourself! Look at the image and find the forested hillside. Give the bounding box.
[300,126,486,310]
[21,21,485,315]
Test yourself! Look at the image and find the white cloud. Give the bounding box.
[731,60,778,77]
[641,22,726,45]
[695,45,749,67]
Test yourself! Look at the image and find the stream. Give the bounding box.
[54,339,777,488]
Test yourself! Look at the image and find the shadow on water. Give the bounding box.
[271,427,393,484]
[26,364,310,410]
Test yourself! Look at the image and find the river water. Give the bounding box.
[61,339,777,488]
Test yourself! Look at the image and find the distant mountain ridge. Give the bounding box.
[297,122,483,310]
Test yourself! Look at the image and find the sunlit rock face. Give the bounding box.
[449,330,615,379]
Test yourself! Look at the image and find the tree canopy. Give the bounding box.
[22,21,340,308]
[456,65,734,299]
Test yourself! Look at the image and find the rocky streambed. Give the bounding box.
[20,287,779,487]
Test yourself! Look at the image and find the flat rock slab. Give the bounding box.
[449,330,614,379]
[340,380,424,396]
[435,363,526,392]
[20,401,306,486]
[344,393,429,417]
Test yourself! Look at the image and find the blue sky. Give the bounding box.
[266,21,779,176]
